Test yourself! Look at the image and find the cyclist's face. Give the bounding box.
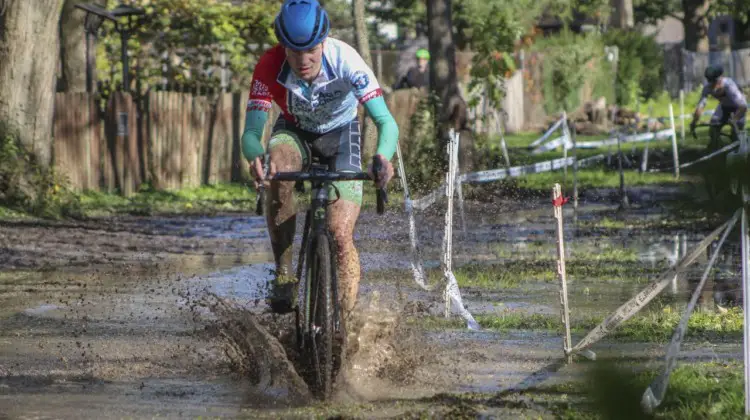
[285,41,325,83]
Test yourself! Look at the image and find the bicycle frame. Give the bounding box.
[298,165,341,342]
[256,158,387,341]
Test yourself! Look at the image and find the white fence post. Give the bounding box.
[553,184,573,362]
[670,103,680,179]
[497,111,511,169]
[743,206,750,416]
[395,140,430,291]
[454,133,467,234]
[641,106,652,173]
[442,130,457,318]
[617,131,629,209]
[679,89,685,143]
[562,111,569,188]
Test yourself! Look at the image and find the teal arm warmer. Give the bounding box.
[240,109,269,161]
[363,96,399,160]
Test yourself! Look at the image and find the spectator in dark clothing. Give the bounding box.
[392,48,430,90]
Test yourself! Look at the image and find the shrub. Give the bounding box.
[602,29,664,107]
[0,124,81,219]
[532,30,609,113]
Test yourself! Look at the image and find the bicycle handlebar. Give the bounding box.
[271,171,372,182]
[254,156,388,216]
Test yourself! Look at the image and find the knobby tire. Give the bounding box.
[307,233,337,400]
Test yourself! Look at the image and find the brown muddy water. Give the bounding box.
[0,190,744,418]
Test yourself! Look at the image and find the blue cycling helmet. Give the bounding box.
[274,0,330,51]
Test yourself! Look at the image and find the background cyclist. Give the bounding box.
[690,64,747,149]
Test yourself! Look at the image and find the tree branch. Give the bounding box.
[700,4,714,20]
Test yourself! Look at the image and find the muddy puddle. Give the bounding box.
[0,191,744,418]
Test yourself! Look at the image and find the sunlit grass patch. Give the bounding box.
[416,306,743,343]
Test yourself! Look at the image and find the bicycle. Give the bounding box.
[691,122,743,202]
[255,155,387,400]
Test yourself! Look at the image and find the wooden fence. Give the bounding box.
[53,90,279,194]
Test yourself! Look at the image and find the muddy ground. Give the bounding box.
[0,185,744,418]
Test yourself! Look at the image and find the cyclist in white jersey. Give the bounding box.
[241,0,399,316]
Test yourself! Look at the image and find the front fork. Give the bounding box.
[297,182,332,349]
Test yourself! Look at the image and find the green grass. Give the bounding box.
[582,212,724,232]
[475,104,732,195]
[518,169,696,191]
[417,307,744,342]
[394,360,745,419]
[650,362,744,419]
[0,181,405,219]
[363,245,652,291]
[552,361,745,419]
[78,183,257,216]
[0,206,29,220]
[450,261,555,288]
[442,257,656,290]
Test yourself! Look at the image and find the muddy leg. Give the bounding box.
[328,199,361,316]
[267,144,303,278]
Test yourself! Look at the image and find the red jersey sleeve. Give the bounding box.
[247,52,275,113]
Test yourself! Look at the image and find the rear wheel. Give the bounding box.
[702,130,732,202]
[306,233,338,399]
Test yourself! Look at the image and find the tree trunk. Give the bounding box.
[426,0,470,171]
[351,0,378,162]
[734,11,750,47]
[682,0,710,52]
[610,0,634,29]
[0,0,64,167]
[58,0,87,92]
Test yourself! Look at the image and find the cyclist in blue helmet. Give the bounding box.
[242,0,399,316]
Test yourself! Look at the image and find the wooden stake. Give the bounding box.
[553,184,573,363]
[669,103,680,179]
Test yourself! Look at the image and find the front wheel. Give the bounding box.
[305,233,340,399]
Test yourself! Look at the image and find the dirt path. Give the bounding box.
[0,189,743,418]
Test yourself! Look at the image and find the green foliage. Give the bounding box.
[637,87,719,118]
[602,29,664,107]
[635,0,750,27]
[370,0,610,48]
[633,0,679,25]
[0,126,81,219]
[462,0,533,111]
[532,31,601,113]
[0,130,26,207]
[544,0,610,24]
[367,0,426,40]
[95,0,278,91]
[590,56,616,105]
[399,92,445,193]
